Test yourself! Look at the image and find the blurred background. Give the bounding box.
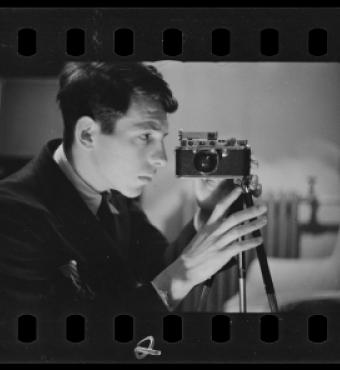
[1,62,340,311]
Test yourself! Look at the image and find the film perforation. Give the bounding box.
[66,314,86,343]
[114,315,134,342]
[260,29,279,56]
[308,315,327,343]
[17,314,37,343]
[11,314,333,346]
[163,28,182,56]
[17,28,36,56]
[211,28,231,56]
[163,315,182,343]
[260,314,279,343]
[114,28,134,56]
[12,27,331,61]
[66,28,86,57]
[308,28,327,56]
[211,315,231,342]
[3,21,332,69]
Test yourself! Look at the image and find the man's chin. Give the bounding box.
[120,186,144,199]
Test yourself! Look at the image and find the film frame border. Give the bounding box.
[0,7,339,363]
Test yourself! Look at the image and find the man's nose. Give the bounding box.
[150,144,168,168]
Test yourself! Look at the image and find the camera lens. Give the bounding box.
[193,150,219,174]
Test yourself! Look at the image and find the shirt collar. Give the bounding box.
[52,143,119,215]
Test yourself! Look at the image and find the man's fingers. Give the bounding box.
[216,217,267,249]
[214,204,267,236]
[206,187,243,225]
[223,236,263,256]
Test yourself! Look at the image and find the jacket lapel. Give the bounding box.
[33,139,137,290]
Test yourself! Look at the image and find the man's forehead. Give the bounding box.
[121,95,169,131]
[129,95,166,114]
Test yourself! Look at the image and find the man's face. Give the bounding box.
[91,95,169,198]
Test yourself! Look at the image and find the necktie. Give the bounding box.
[97,190,130,261]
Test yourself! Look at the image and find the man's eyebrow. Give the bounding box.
[132,121,169,135]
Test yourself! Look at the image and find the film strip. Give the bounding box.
[0,7,340,363]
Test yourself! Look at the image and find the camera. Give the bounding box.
[175,130,251,178]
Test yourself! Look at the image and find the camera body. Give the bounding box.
[175,130,251,178]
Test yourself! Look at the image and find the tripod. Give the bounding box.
[197,176,279,313]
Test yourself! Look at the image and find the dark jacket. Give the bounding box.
[0,139,196,318]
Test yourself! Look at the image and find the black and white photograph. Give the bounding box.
[0,7,340,363]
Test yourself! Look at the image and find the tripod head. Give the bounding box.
[233,175,262,198]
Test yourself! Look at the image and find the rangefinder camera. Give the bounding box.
[175,130,251,178]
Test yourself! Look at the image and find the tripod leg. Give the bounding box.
[256,244,279,312]
[237,251,247,312]
[243,192,279,313]
[197,279,212,312]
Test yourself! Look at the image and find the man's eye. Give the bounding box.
[139,133,151,141]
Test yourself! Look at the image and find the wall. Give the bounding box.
[0,79,62,156]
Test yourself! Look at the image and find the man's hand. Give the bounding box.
[152,187,267,307]
[194,178,235,211]
[193,178,237,231]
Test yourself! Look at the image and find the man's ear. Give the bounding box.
[74,116,100,149]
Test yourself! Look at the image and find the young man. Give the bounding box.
[0,62,267,317]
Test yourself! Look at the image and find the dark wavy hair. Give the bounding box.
[56,62,178,155]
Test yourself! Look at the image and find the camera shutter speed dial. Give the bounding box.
[237,139,248,146]
[226,138,237,146]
